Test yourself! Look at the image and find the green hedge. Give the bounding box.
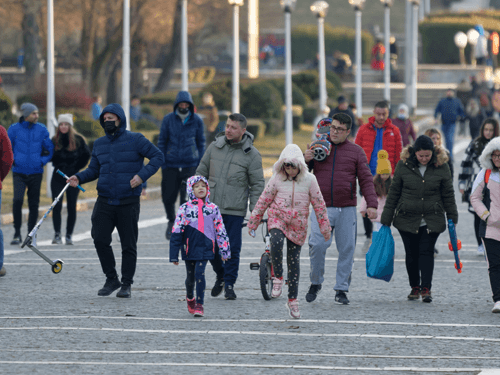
[201,79,233,111]
[292,70,338,101]
[0,88,14,127]
[240,81,283,120]
[292,25,374,65]
[141,92,178,106]
[266,79,311,107]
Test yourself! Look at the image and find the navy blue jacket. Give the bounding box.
[434,97,465,125]
[8,119,54,175]
[76,104,164,205]
[158,91,205,168]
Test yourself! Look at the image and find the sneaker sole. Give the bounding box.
[335,300,350,305]
[422,298,432,303]
[211,283,225,297]
[492,308,500,313]
[97,285,121,296]
[194,313,204,317]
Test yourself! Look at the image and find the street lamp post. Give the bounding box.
[349,0,365,117]
[181,0,189,91]
[454,31,468,66]
[122,0,130,130]
[410,0,420,114]
[311,1,329,112]
[381,0,393,102]
[281,0,296,145]
[467,28,480,67]
[46,0,56,197]
[229,0,244,113]
[248,0,259,79]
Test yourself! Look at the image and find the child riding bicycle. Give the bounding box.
[247,144,331,319]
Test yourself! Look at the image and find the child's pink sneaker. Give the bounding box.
[186,297,196,314]
[271,277,283,298]
[194,304,204,317]
[287,299,301,319]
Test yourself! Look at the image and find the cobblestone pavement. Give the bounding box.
[1,139,500,375]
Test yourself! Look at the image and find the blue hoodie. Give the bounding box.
[158,91,206,168]
[76,103,164,205]
[8,119,54,175]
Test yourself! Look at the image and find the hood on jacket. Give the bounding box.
[272,144,309,182]
[214,130,255,153]
[99,103,127,134]
[397,104,409,119]
[400,144,449,167]
[479,136,500,169]
[368,116,392,129]
[173,91,195,114]
[186,175,211,203]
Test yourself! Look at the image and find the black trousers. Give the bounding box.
[51,172,80,236]
[270,229,302,299]
[12,172,43,236]
[161,167,197,222]
[483,238,500,303]
[398,226,440,290]
[91,198,140,286]
[474,212,482,246]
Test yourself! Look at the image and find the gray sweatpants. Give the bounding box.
[308,206,357,292]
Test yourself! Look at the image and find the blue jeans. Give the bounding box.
[209,214,244,286]
[0,190,3,270]
[441,122,456,162]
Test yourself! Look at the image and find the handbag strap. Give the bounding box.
[485,169,492,184]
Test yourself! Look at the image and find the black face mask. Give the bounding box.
[104,120,117,134]
[178,107,189,115]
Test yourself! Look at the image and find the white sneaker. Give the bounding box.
[478,244,485,255]
[493,301,500,313]
[287,299,301,319]
[271,277,283,298]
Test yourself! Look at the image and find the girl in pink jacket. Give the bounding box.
[248,144,331,319]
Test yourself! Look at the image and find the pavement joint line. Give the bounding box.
[1,348,499,361]
[0,361,490,372]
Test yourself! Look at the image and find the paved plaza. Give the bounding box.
[1,140,500,374]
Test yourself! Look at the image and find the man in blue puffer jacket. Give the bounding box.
[8,103,54,245]
[158,91,205,240]
[67,103,163,298]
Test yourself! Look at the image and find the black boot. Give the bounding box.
[97,278,121,296]
[116,285,132,298]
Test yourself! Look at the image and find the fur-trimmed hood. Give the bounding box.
[400,144,449,167]
[479,136,500,170]
[272,144,309,182]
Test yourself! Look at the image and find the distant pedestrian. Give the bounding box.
[475,25,489,66]
[381,135,458,303]
[197,92,219,144]
[465,98,485,140]
[434,88,465,162]
[196,113,265,300]
[159,91,206,241]
[8,103,54,246]
[424,128,454,179]
[371,39,385,71]
[391,104,416,147]
[459,118,499,255]
[329,96,357,135]
[0,124,13,277]
[169,175,230,318]
[50,114,91,245]
[470,136,500,313]
[67,103,163,299]
[91,94,102,121]
[248,144,331,319]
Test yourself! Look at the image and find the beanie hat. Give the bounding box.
[21,103,38,118]
[413,135,435,152]
[57,113,73,126]
[376,150,392,175]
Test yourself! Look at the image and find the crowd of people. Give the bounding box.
[1,89,500,319]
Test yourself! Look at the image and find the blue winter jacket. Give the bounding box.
[8,119,54,175]
[158,91,205,168]
[76,103,164,205]
[434,97,465,125]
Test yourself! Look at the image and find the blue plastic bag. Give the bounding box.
[366,225,395,282]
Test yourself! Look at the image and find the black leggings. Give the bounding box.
[185,260,208,305]
[270,229,302,299]
[51,172,80,236]
[483,238,500,303]
[399,226,440,290]
[474,212,481,246]
[12,172,43,236]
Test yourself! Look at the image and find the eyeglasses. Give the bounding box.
[329,126,347,133]
[492,154,500,160]
[284,163,297,168]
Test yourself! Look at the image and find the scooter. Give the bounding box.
[21,169,85,274]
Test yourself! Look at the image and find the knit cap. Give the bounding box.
[413,135,434,152]
[57,113,73,126]
[21,103,38,118]
[376,149,392,175]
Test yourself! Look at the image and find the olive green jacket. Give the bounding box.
[196,131,265,217]
[380,145,458,234]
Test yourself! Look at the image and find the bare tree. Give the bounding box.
[22,0,42,86]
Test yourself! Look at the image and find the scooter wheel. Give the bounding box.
[51,260,63,274]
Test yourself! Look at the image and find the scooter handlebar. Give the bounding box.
[56,169,85,192]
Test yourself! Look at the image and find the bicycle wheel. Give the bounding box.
[259,253,273,301]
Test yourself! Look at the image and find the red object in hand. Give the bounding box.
[448,239,462,251]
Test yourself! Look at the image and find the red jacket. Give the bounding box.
[309,139,378,209]
[354,117,403,173]
[0,125,13,189]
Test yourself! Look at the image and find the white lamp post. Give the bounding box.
[467,28,480,67]
[409,0,419,114]
[229,0,244,113]
[454,31,468,66]
[311,1,329,113]
[181,0,189,91]
[381,0,393,102]
[46,0,56,197]
[349,0,365,117]
[248,0,259,79]
[122,0,130,129]
[281,0,296,145]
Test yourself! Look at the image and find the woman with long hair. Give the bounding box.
[51,114,91,245]
[459,118,500,255]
